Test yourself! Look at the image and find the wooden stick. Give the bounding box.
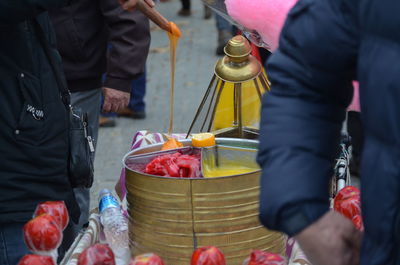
[136,0,171,33]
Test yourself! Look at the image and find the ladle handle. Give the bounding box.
[136,0,171,33]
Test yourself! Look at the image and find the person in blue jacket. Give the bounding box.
[257,0,400,264]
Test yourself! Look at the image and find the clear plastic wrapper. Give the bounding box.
[77,244,116,265]
[34,201,69,231]
[191,246,226,265]
[18,254,55,265]
[129,253,165,265]
[242,250,286,265]
[23,214,63,263]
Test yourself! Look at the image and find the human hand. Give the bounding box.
[119,0,155,11]
[294,211,362,265]
[102,87,129,113]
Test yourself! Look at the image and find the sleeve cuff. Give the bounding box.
[103,75,142,92]
[279,202,329,237]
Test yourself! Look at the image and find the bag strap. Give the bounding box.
[32,19,71,107]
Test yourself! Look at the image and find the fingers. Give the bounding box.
[337,213,361,265]
[120,0,138,11]
[144,0,156,8]
[102,88,130,113]
[345,226,362,265]
[347,227,362,250]
[102,99,126,113]
[295,211,362,265]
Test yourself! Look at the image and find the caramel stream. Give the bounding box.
[167,22,181,135]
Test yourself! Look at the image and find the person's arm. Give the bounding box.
[118,0,154,11]
[102,0,150,92]
[0,0,72,23]
[100,0,151,112]
[257,0,360,262]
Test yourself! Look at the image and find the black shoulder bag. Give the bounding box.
[33,20,94,188]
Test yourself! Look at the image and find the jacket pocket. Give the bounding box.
[15,72,45,146]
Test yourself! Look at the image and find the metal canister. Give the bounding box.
[123,138,285,265]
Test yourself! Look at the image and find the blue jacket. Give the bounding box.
[257,0,400,263]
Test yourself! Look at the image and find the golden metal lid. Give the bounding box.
[215,35,262,83]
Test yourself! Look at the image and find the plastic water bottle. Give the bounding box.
[98,189,130,265]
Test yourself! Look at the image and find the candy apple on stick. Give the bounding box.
[242,250,286,265]
[191,246,226,265]
[34,201,69,230]
[334,186,364,231]
[23,214,62,263]
[78,244,116,265]
[18,255,55,265]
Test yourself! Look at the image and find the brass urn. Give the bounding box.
[187,35,270,139]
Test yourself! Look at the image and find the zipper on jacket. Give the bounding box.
[82,113,95,153]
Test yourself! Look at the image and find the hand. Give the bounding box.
[119,0,155,11]
[102,87,129,113]
[294,211,362,265]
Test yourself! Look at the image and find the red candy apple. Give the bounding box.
[23,214,62,252]
[352,214,364,231]
[243,250,286,265]
[34,201,69,230]
[334,186,363,230]
[18,255,55,265]
[129,253,165,265]
[78,244,115,265]
[334,186,361,219]
[191,246,226,265]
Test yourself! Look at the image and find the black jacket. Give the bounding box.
[49,0,150,93]
[258,0,400,263]
[0,2,79,224]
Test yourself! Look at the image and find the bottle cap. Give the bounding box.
[98,188,112,199]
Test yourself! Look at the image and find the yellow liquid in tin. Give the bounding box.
[203,165,259,178]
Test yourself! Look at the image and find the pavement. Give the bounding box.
[91,0,224,207]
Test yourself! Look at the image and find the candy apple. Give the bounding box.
[18,255,55,265]
[334,186,363,230]
[191,246,226,265]
[243,250,285,265]
[23,214,62,252]
[78,244,115,265]
[34,201,69,230]
[352,214,364,231]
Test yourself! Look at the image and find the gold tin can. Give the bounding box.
[124,138,285,265]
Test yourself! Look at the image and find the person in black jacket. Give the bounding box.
[0,1,80,264]
[49,0,151,232]
[258,0,400,264]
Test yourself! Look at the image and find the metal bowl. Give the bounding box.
[124,138,284,264]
